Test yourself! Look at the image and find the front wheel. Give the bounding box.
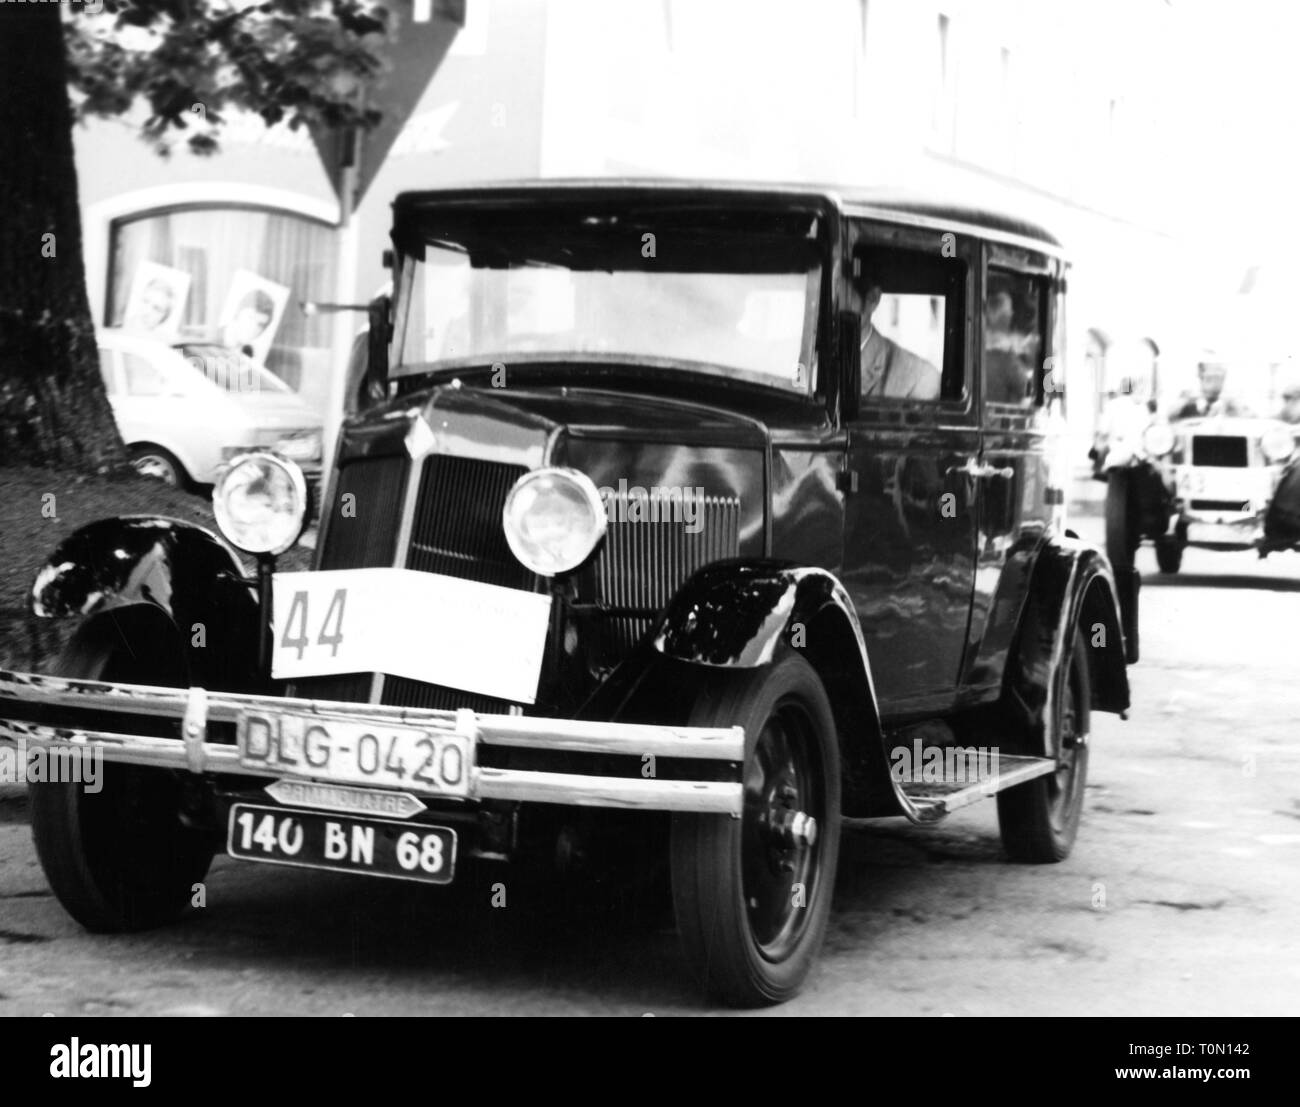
[997,628,1091,862]
[670,651,841,1007]
[29,639,215,932]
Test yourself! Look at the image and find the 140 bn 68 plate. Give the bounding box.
[227,803,457,885]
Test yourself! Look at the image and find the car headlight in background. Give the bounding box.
[503,467,607,576]
[213,452,308,556]
[1260,426,1296,464]
[274,429,323,462]
[1141,422,1175,457]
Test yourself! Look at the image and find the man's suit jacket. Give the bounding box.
[861,327,941,401]
[1170,395,1248,420]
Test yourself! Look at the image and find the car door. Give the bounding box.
[840,223,980,711]
[962,247,1063,689]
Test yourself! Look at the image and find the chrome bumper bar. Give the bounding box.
[0,669,744,815]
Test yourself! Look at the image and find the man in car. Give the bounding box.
[1170,358,1248,419]
[850,272,941,401]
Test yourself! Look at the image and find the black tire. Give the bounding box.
[1155,535,1184,574]
[128,444,186,488]
[670,651,841,1007]
[29,640,215,933]
[1104,470,1138,573]
[997,629,1091,862]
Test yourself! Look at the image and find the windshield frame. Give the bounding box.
[387,199,831,397]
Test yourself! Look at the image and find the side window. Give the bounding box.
[122,353,170,397]
[96,347,117,396]
[984,269,1047,407]
[852,243,966,403]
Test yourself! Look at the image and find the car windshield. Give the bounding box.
[391,205,824,391]
[178,345,293,395]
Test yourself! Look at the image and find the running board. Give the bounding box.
[898,754,1058,823]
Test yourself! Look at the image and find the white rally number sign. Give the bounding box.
[271,569,552,705]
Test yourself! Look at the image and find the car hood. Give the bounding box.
[340,382,775,465]
[336,382,776,554]
[1174,416,1289,438]
[227,389,320,430]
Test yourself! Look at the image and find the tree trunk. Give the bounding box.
[0,7,125,472]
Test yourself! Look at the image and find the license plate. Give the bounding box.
[238,710,472,798]
[227,803,457,884]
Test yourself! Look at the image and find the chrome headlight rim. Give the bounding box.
[502,467,608,577]
[212,450,309,557]
[1141,422,1176,458]
[1260,425,1296,464]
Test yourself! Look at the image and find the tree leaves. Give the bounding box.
[65,0,393,156]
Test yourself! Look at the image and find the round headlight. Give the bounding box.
[503,467,607,576]
[213,452,308,556]
[1261,425,1296,464]
[1141,422,1175,457]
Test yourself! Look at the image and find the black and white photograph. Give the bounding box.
[0,0,1295,1061]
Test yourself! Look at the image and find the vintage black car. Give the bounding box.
[0,182,1131,1007]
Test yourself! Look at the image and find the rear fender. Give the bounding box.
[31,516,261,691]
[1001,536,1130,758]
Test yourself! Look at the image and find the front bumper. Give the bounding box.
[0,669,744,815]
[1179,512,1262,549]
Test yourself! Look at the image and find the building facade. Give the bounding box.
[73,0,1218,467]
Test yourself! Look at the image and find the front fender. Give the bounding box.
[651,560,901,818]
[31,516,261,690]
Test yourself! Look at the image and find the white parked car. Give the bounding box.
[95,328,323,489]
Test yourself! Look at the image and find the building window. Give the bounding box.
[1000,46,1016,171]
[106,206,337,394]
[934,14,956,151]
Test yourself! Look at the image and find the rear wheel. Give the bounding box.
[997,628,1091,862]
[670,652,840,1007]
[29,639,215,932]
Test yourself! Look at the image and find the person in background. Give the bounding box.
[1170,359,1248,419]
[1277,381,1300,425]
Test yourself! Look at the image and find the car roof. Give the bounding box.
[391,178,1064,255]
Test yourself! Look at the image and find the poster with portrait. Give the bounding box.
[218,270,290,364]
[123,261,191,339]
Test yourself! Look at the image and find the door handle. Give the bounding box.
[947,458,1014,480]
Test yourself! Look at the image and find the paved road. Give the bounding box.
[1,514,1297,1016]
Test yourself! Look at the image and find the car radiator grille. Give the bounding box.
[1190,499,1251,513]
[587,493,742,660]
[1191,436,1249,467]
[292,454,532,709]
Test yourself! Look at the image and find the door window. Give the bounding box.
[984,269,1047,407]
[851,244,967,403]
[122,352,173,397]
